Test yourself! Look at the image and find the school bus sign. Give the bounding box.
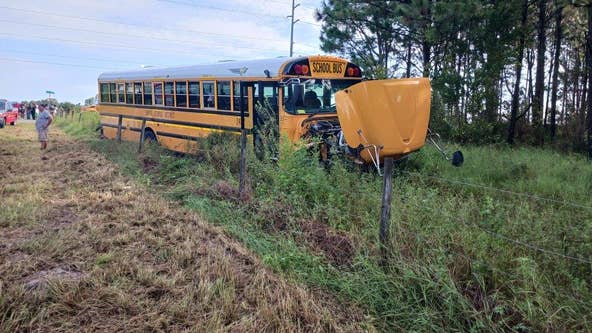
[309,59,346,77]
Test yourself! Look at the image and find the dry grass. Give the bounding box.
[0,124,368,332]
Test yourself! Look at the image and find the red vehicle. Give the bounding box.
[0,99,18,128]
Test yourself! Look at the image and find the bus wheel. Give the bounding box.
[144,130,157,144]
[10,121,15,126]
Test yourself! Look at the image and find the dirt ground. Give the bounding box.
[0,124,368,332]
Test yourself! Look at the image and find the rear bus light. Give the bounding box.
[345,65,361,77]
[294,64,310,75]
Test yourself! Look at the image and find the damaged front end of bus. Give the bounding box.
[300,78,435,172]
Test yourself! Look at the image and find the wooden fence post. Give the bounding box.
[117,115,123,143]
[238,82,247,200]
[138,119,146,153]
[239,129,247,199]
[379,157,394,265]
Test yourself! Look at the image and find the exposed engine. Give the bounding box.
[303,117,363,164]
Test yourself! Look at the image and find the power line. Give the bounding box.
[0,33,284,59]
[0,56,118,70]
[0,32,203,56]
[0,5,287,43]
[159,0,321,26]
[0,19,285,52]
[2,49,157,66]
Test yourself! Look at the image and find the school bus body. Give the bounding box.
[97,55,431,163]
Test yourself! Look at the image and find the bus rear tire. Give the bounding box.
[144,130,157,144]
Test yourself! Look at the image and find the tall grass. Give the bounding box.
[59,116,592,332]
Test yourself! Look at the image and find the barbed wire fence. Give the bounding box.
[401,170,592,211]
[384,166,592,306]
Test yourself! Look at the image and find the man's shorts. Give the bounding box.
[38,129,48,142]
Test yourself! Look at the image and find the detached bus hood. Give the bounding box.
[335,78,431,161]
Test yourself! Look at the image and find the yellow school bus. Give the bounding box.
[97,55,430,166]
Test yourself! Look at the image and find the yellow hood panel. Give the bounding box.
[335,78,431,161]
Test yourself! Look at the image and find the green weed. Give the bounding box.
[57,115,592,332]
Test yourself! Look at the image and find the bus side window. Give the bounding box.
[143,82,153,105]
[263,86,278,110]
[217,81,230,110]
[233,82,247,112]
[154,82,163,105]
[134,82,143,104]
[125,82,134,104]
[164,82,174,107]
[203,81,215,108]
[117,83,125,103]
[189,82,200,108]
[100,83,109,103]
[109,83,116,103]
[176,81,187,107]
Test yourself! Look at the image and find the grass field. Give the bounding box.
[0,119,369,332]
[8,112,592,332]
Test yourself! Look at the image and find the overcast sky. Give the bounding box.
[0,0,324,103]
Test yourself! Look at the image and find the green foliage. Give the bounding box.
[59,117,592,332]
[318,0,591,152]
[54,112,99,139]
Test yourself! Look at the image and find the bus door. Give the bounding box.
[253,81,279,158]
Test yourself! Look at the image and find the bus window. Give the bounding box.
[118,83,125,103]
[154,82,163,105]
[164,82,174,107]
[203,81,214,108]
[189,81,200,108]
[217,81,230,110]
[233,81,247,112]
[134,82,143,104]
[283,79,359,114]
[176,81,187,107]
[100,83,109,103]
[143,82,153,105]
[109,83,116,103]
[261,85,278,111]
[125,83,134,104]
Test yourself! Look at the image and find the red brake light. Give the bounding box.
[301,65,309,75]
[347,68,355,76]
[294,64,302,75]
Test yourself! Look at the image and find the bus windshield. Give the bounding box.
[283,79,361,115]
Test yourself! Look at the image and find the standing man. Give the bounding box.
[35,104,53,150]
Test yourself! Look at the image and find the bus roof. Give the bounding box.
[98,57,295,81]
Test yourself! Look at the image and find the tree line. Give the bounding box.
[316,0,592,157]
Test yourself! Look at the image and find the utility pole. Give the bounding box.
[587,3,592,160]
[288,0,300,57]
